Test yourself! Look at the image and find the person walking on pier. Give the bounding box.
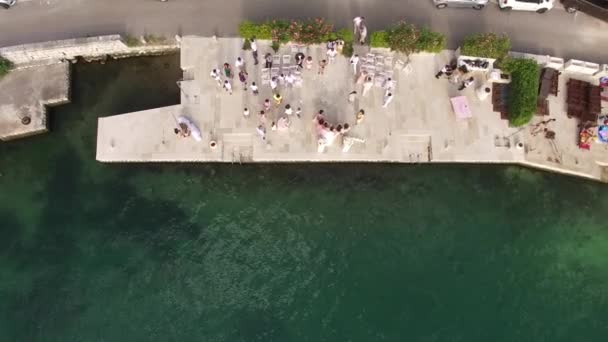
[273,93,283,106]
[359,24,368,44]
[251,82,259,95]
[305,56,314,70]
[353,16,365,35]
[326,48,337,64]
[235,57,245,71]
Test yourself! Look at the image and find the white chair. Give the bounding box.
[375,55,384,66]
[270,67,279,77]
[272,55,281,65]
[403,63,413,75]
[384,56,394,67]
[366,53,375,60]
[291,45,299,53]
[394,59,405,70]
[282,55,291,65]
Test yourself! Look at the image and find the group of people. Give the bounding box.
[435,63,475,91]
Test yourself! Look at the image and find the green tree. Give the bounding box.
[461,33,511,60]
[502,58,540,127]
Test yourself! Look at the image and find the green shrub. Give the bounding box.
[242,38,251,50]
[461,33,511,60]
[238,20,272,40]
[0,56,13,78]
[386,22,445,54]
[335,28,353,43]
[123,35,141,47]
[370,31,389,48]
[270,19,291,43]
[502,58,540,127]
[287,18,333,44]
[271,40,281,52]
[416,27,446,53]
[341,42,353,57]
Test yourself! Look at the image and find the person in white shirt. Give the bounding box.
[326,48,337,63]
[243,108,250,117]
[270,77,278,90]
[353,16,364,34]
[250,82,259,95]
[223,80,232,95]
[382,91,394,108]
[359,24,367,44]
[210,69,222,86]
[349,54,359,74]
[285,73,295,87]
[250,38,258,65]
[284,104,293,116]
[235,57,244,71]
[383,77,395,92]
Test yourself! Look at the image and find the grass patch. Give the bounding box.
[0,55,13,79]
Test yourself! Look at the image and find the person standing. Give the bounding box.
[382,92,394,108]
[238,70,248,90]
[348,91,357,103]
[353,16,365,35]
[251,82,259,95]
[285,104,293,116]
[356,109,365,124]
[326,48,337,64]
[295,52,305,70]
[263,99,271,112]
[459,77,475,91]
[270,77,278,91]
[235,57,245,71]
[243,108,250,117]
[223,80,233,95]
[318,59,327,75]
[359,24,367,44]
[305,56,313,70]
[250,38,259,65]
[210,68,222,86]
[362,76,373,96]
[223,63,232,78]
[273,93,283,106]
[264,53,273,68]
[349,54,360,74]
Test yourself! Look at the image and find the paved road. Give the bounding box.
[1,0,607,62]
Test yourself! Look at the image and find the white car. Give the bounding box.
[0,0,16,9]
[499,0,555,13]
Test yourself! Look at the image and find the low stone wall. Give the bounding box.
[0,35,179,68]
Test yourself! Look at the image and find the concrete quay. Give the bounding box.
[0,35,178,141]
[96,37,608,182]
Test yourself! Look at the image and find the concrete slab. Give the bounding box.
[0,62,70,141]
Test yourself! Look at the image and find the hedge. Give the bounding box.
[370,31,389,48]
[238,19,445,54]
[502,58,540,127]
[0,56,13,79]
[381,22,445,54]
[239,19,334,44]
[460,33,510,60]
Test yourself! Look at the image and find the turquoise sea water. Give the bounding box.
[1,55,608,342]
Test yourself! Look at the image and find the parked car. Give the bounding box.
[433,0,489,10]
[561,0,608,22]
[499,0,555,13]
[0,0,16,9]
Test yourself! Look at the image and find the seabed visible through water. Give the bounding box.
[1,55,607,342]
